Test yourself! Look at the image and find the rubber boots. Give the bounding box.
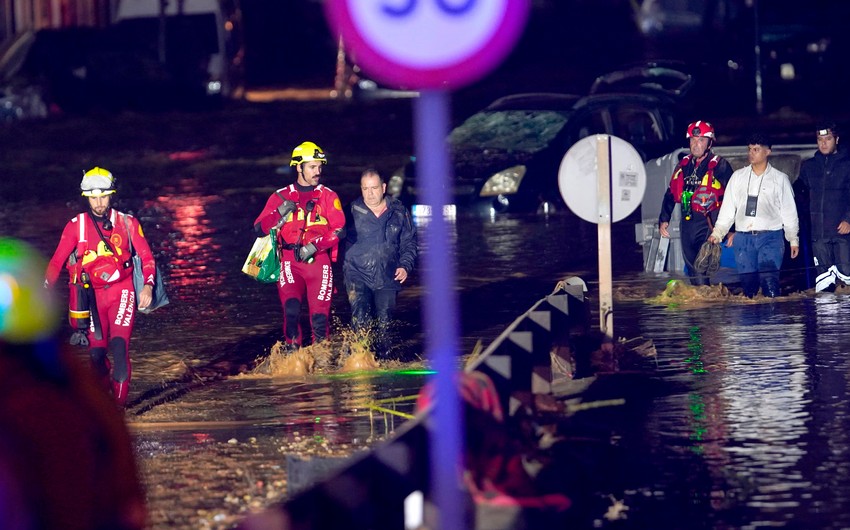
[741,272,760,298]
[112,379,130,407]
[761,277,781,298]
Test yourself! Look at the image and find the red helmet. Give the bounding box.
[686,121,715,139]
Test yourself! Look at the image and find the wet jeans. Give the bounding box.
[345,280,398,356]
[734,230,785,297]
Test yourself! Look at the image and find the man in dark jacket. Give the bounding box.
[343,169,418,357]
[797,123,850,292]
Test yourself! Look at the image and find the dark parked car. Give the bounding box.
[390,91,683,216]
[588,59,763,123]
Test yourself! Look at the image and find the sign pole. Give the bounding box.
[596,135,614,340]
[415,90,463,529]
[560,134,646,342]
[323,3,530,527]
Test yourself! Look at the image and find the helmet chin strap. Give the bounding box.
[90,206,113,230]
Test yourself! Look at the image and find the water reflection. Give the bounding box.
[130,372,426,442]
[799,296,850,528]
[680,326,726,464]
[151,177,223,300]
[625,297,850,528]
[718,308,808,518]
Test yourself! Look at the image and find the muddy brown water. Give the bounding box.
[3,101,850,529]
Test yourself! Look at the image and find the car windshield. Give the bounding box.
[448,109,570,153]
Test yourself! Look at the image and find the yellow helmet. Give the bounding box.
[289,141,327,167]
[80,167,116,197]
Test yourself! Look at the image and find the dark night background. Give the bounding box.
[6,0,850,127]
[239,0,337,88]
[236,0,850,121]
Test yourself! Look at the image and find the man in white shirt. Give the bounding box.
[708,133,800,297]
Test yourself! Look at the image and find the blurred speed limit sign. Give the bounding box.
[324,0,530,90]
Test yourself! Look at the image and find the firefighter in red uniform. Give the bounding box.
[3,237,147,530]
[44,167,157,406]
[253,141,346,349]
[659,121,734,285]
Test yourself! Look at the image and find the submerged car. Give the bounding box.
[390,91,682,216]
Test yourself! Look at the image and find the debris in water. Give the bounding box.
[603,495,629,521]
[648,279,738,305]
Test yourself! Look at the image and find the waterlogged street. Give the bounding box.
[4,99,850,529]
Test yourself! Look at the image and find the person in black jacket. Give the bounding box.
[343,169,418,357]
[796,123,850,292]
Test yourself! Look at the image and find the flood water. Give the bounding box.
[3,103,849,529]
[611,294,850,529]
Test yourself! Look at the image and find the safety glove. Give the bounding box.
[272,200,296,230]
[297,243,317,263]
[277,200,296,217]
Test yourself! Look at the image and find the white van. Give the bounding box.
[113,0,241,100]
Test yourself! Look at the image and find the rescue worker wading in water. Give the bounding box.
[659,121,734,285]
[44,167,157,407]
[253,141,346,350]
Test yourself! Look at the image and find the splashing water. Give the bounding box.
[251,324,382,377]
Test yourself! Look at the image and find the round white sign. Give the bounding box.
[558,135,647,224]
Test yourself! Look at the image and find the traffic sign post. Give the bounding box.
[324,2,530,528]
[596,137,614,340]
[558,135,647,340]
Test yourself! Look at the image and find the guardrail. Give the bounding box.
[240,277,591,530]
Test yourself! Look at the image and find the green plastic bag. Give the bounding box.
[241,228,281,284]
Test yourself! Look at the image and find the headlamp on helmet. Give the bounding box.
[817,122,838,138]
[290,141,327,167]
[686,121,715,140]
[80,167,116,197]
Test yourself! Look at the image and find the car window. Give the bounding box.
[611,105,665,149]
[448,110,570,153]
[570,111,608,140]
